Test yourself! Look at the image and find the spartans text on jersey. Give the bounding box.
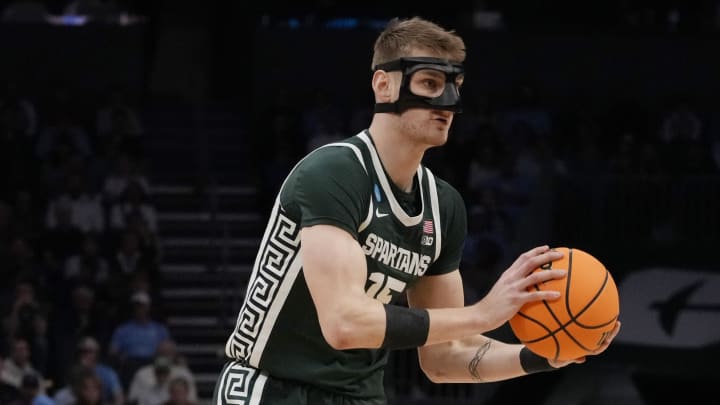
[362,233,432,276]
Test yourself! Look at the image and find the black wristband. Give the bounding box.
[380,305,430,350]
[519,347,555,374]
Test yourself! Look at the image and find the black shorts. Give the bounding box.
[212,360,387,405]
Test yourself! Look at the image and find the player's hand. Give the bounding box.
[549,321,622,368]
[474,245,566,331]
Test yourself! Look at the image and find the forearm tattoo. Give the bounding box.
[468,339,492,381]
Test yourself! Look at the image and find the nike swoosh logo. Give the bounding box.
[375,208,389,218]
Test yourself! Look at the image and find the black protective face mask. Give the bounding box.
[373,57,465,114]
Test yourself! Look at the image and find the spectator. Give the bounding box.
[109,179,157,234]
[102,154,150,205]
[52,365,94,405]
[109,291,170,389]
[45,173,105,234]
[145,339,196,402]
[466,133,506,194]
[108,229,156,283]
[162,377,195,405]
[3,236,42,288]
[0,82,38,137]
[0,338,45,394]
[124,210,160,269]
[659,99,703,144]
[0,354,16,403]
[498,82,552,148]
[50,285,112,382]
[39,201,85,269]
[1,85,38,196]
[657,98,716,173]
[127,356,173,405]
[7,373,54,405]
[301,89,345,148]
[2,281,49,373]
[70,367,102,405]
[9,190,45,245]
[127,339,198,405]
[95,88,144,158]
[62,233,110,291]
[74,337,124,405]
[35,111,91,162]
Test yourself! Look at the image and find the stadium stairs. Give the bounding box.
[142,101,262,402]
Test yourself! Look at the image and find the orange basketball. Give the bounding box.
[508,247,619,362]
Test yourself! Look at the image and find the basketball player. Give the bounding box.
[213,16,620,405]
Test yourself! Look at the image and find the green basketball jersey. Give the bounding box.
[223,130,467,399]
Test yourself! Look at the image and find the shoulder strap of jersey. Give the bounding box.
[423,167,443,261]
[324,137,374,233]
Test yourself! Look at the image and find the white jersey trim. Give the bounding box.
[425,169,443,261]
[276,140,368,206]
[224,137,371,364]
[357,132,425,227]
[249,252,302,366]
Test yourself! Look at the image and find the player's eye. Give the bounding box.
[423,79,439,89]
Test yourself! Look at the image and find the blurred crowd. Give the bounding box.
[257,83,720,282]
[0,81,197,405]
[3,7,720,401]
[4,72,720,405]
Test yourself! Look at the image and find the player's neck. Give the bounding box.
[368,117,425,193]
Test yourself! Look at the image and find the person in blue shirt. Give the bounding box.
[77,336,124,405]
[109,291,170,388]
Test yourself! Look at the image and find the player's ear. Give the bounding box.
[372,70,393,102]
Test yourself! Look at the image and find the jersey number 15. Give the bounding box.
[365,272,406,304]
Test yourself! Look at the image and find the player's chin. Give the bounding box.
[426,127,450,146]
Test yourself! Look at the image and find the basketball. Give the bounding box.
[509,247,620,362]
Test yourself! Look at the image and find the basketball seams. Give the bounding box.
[570,269,612,328]
[564,248,573,321]
[563,250,617,327]
[512,248,619,361]
[511,312,561,360]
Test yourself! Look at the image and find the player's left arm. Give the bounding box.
[407,270,621,383]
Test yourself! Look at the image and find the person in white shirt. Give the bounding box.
[127,339,197,405]
[45,173,105,234]
[0,338,44,393]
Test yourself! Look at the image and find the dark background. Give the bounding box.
[1,1,719,404]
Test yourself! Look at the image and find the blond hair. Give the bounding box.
[371,16,466,69]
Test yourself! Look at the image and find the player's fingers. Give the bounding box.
[603,321,622,344]
[590,322,622,355]
[526,289,561,302]
[522,245,551,257]
[518,250,564,276]
[512,245,550,267]
[523,269,567,289]
[600,321,621,345]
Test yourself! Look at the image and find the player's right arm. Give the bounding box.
[302,227,566,350]
[301,224,385,349]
